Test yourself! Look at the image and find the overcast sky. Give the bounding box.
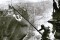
[0,0,52,5]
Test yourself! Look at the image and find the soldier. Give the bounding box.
[38,24,50,40]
